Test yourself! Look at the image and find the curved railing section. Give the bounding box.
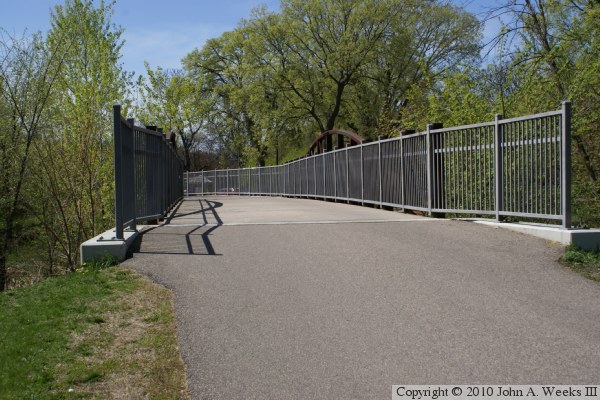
[185,103,571,228]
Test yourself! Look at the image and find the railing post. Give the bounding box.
[430,123,444,218]
[226,168,230,196]
[400,133,404,208]
[323,151,326,198]
[285,163,288,196]
[426,124,433,215]
[126,118,137,232]
[378,137,383,207]
[162,137,167,210]
[305,158,309,195]
[185,171,189,196]
[113,105,124,240]
[345,144,349,203]
[160,133,166,213]
[561,101,572,229]
[167,138,170,210]
[400,130,415,210]
[360,143,364,205]
[333,148,337,200]
[313,158,317,196]
[292,163,296,196]
[494,114,504,222]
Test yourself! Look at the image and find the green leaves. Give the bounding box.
[0,28,71,289]
[181,0,481,167]
[0,0,133,277]
[483,0,600,225]
[136,64,211,170]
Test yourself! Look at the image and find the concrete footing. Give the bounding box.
[80,228,139,264]
[472,220,600,250]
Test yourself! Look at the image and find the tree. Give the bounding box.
[184,28,272,166]
[28,0,130,270]
[182,0,482,166]
[368,1,481,135]
[484,0,600,225]
[0,31,68,290]
[401,65,492,130]
[251,0,399,134]
[136,64,212,171]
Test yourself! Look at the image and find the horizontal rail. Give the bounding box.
[185,103,571,227]
[498,109,563,124]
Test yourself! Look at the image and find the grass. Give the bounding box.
[560,244,600,282]
[0,264,189,399]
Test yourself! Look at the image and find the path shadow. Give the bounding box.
[130,224,222,256]
[130,198,224,256]
[163,199,223,225]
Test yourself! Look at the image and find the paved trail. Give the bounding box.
[124,196,600,399]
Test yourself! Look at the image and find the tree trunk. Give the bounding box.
[326,81,347,131]
[185,150,191,172]
[0,253,7,291]
[0,220,14,291]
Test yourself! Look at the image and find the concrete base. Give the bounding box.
[472,220,600,250]
[80,228,139,265]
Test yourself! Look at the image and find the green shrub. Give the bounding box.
[82,253,120,271]
[560,245,600,282]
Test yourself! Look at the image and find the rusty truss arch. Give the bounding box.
[307,129,363,156]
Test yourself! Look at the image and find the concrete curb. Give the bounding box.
[80,229,138,264]
[80,225,158,264]
[471,220,600,250]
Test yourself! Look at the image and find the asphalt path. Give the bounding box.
[124,196,600,399]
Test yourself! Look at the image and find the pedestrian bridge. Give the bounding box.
[164,196,427,227]
[81,103,600,263]
[133,196,434,256]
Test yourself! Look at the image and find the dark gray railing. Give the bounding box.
[113,105,184,239]
[185,103,571,228]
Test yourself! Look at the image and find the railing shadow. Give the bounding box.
[163,199,223,225]
[130,198,224,257]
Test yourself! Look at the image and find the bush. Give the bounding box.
[560,244,600,282]
[82,253,120,271]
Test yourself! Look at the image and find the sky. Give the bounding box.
[0,0,499,78]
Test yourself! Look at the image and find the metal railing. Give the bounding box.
[185,102,571,227]
[113,105,184,239]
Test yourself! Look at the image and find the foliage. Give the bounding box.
[0,30,69,290]
[183,0,481,166]
[184,28,270,167]
[24,0,129,273]
[402,65,494,130]
[560,244,600,282]
[81,252,120,271]
[402,0,599,226]
[0,0,132,288]
[487,0,599,226]
[135,64,213,171]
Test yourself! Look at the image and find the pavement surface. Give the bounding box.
[124,196,600,399]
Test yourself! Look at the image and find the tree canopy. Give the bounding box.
[182,0,481,165]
